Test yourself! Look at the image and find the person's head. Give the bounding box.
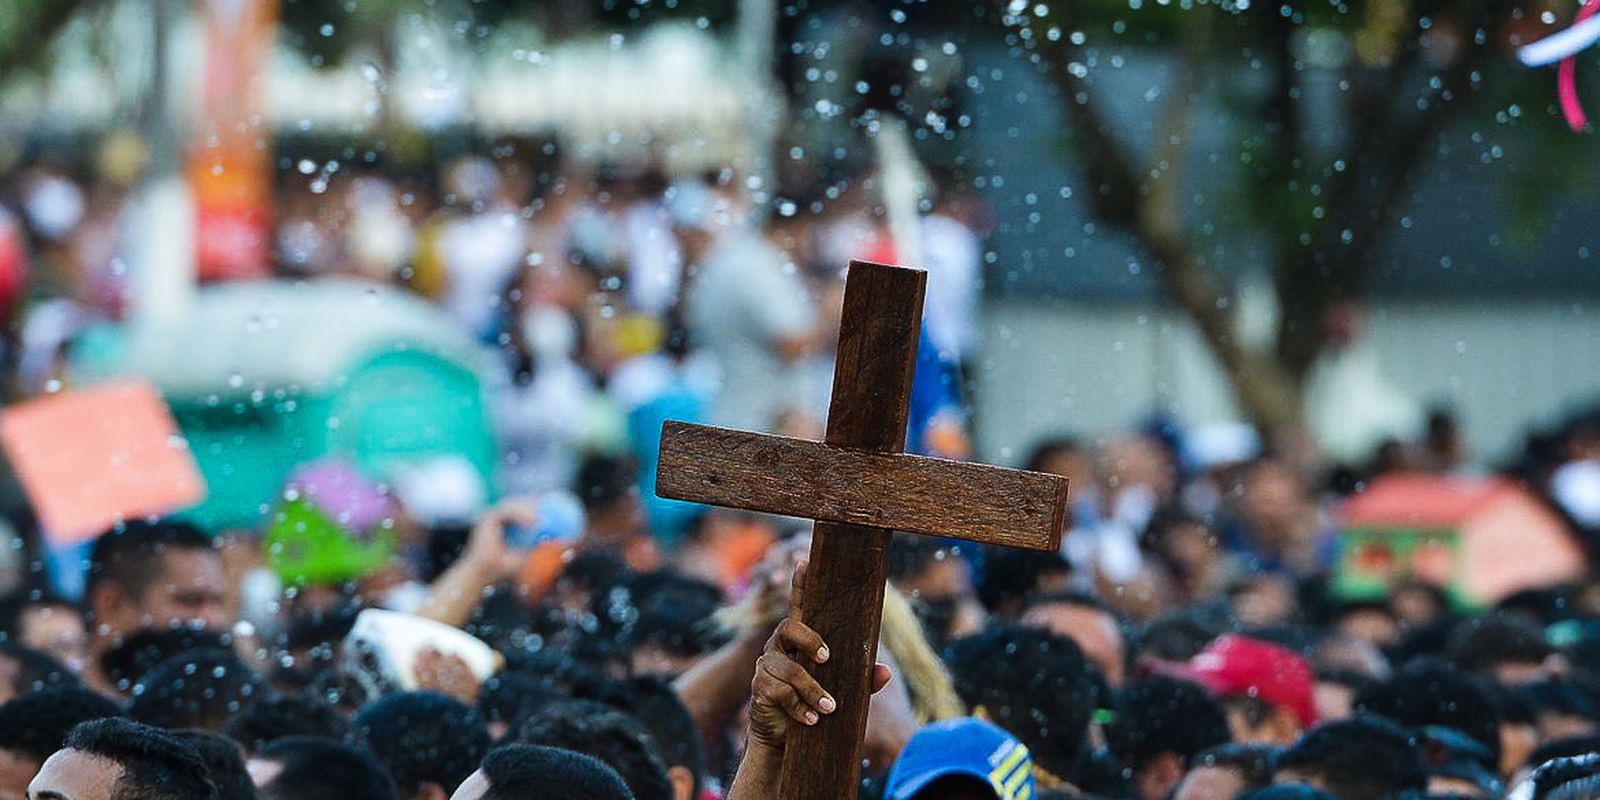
[476,673,564,743]
[575,456,643,541]
[0,688,122,800]
[1447,612,1562,686]
[1171,743,1278,800]
[129,650,264,733]
[973,547,1073,618]
[943,623,1100,780]
[167,731,258,800]
[353,691,491,800]
[98,629,234,697]
[1273,716,1428,800]
[0,590,88,672]
[0,640,78,703]
[518,700,671,800]
[29,718,218,800]
[884,718,1034,800]
[1019,593,1126,686]
[609,678,703,800]
[249,736,397,800]
[222,693,351,756]
[1353,660,1503,768]
[621,572,723,678]
[449,745,631,800]
[1115,677,1232,800]
[86,520,225,647]
[1312,669,1377,724]
[1187,634,1316,745]
[1519,679,1600,741]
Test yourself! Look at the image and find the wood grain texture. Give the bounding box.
[781,261,924,800]
[652,261,1073,799]
[656,421,1067,551]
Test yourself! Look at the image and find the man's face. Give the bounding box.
[93,549,228,646]
[26,749,121,800]
[141,550,227,632]
[448,770,488,800]
[0,748,38,800]
[1172,766,1246,800]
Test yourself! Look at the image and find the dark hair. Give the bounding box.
[1274,716,1427,800]
[63,718,219,800]
[223,692,351,755]
[477,671,566,736]
[0,687,122,763]
[1115,676,1231,769]
[943,622,1099,777]
[887,535,961,583]
[168,730,259,800]
[479,744,632,800]
[519,699,672,800]
[255,736,398,800]
[129,650,265,732]
[86,519,214,602]
[1024,437,1083,473]
[1529,736,1600,771]
[0,640,78,695]
[1135,608,1229,662]
[612,677,704,795]
[1529,754,1600,800]
[576,455,638,512]
[0,588,76,643]
[101,628,235,694]
[1447,612,1556,672]
[1352,660,1502,766]
[1520,679,1600,725]
[1237,787,1339,800]
[1192,743,1279,791]
[352,691,491,797]
[973,546,1073,616]
[621,571,725,662]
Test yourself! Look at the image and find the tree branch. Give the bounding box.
[999,4,1304,428]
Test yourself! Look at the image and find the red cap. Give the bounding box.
[1187,634,1318,728]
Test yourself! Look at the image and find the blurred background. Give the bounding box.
[0,0,1598,572]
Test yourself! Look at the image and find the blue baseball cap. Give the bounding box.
[886,718,1035,800]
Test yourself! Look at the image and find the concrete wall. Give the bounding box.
[971,299,1600,466]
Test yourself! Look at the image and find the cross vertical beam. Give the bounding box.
[777,261,926,799]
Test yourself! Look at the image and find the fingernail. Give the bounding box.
[816,646,829,663]
[804,711,819,725]
[819,696,836,713]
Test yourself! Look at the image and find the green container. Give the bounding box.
[72,280,499,530]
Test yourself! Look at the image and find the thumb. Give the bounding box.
[870,663,893,695]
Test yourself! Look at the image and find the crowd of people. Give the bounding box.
[2,143,1600,800]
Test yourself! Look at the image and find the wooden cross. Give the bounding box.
[656,260,1069,799]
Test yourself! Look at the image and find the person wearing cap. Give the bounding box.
[884,718,1035,800]
[1186,634,1318,746]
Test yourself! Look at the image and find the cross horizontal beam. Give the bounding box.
[656,420,1068,551]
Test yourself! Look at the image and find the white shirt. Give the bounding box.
[684,230,815,432]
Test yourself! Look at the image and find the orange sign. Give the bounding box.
[189,0,279,281]
[0,381,206,544]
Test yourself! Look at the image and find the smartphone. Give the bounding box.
[504,490,586,550]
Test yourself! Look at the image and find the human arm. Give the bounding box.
[726,562,893,800]
[415,501,536,628]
